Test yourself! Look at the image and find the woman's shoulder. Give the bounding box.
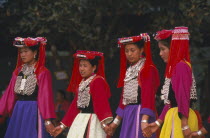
[13,66,22,75]
[90,75,107,85]
[36,66,51,77]
[92,75,105,82]
[172,61,192,78]
[140,64,158,74]
[176,60,191,70]
[38,66,49,73]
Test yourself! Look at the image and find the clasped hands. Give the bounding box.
[45,121,65,137]
[102,121,159,137]
[141,121,160,138]
[141,122,203,138]
[102,122,118,136]
[46,121,202,138]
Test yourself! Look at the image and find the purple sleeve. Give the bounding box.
[37,69,56,120]
[116,107,124,118]
[140,108,155,118]
[171,62,192,118]
[0,72,17,116]
[158,104,171,121]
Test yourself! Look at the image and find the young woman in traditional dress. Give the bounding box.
[53,50,113,138]
[108,33,160,138]
[149,27,199,138]
[0,37,56,138]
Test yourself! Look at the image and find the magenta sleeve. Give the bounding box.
[37,69,56,119]
[158,104,171,121]
[171,62,192,118]
[0,72,17,116]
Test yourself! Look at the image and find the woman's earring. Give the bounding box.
[34,55,36,59]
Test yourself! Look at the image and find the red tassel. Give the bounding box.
[35,43,46,75]
[66,58,82,93]
[14,49,23,75]
[117,45,127,88]
[165,27,190,78]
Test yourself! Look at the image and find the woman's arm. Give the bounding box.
[171,62,193,137]
[37,69,56,119]
[0,71,17,116]
[90,77,113,124]
[140,66,160,120]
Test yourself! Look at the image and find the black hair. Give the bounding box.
[89,56,101,67]
[158,36,172,48]
[57,89,66,99]
[28,44,39,60]
[89,56,101,73]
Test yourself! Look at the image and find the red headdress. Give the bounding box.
[13,37,47,75]
[66,50,105,93]
[154,29,173,40]
[117,33,154,88]
[155,27,190,78]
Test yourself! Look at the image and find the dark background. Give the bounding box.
[0,0,210,137]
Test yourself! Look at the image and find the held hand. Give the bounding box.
[45,123,55,136]
[108,122,118,136]
[53,126,63,137]
[141,122,152,137]
[190,131,200,138]
[190,127,208,138]
[149,122,160,134]
[182,128,191,138]
[103,125,112,136]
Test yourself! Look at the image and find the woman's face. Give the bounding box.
[125,43,143,64]
[19,47,37,65]
[158,42,170,63]
[79,59,96,79]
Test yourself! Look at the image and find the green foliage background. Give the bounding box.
[0,0,210,117]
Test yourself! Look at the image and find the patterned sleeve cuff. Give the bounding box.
[116,107,124,118]
[100,117,113,124]
[60,122,67,127]
[140,108,155,118]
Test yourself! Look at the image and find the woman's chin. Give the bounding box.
[164,59,168,63]
[129,60,139,65]
[80,74,87,78]
[22,61,27,64]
